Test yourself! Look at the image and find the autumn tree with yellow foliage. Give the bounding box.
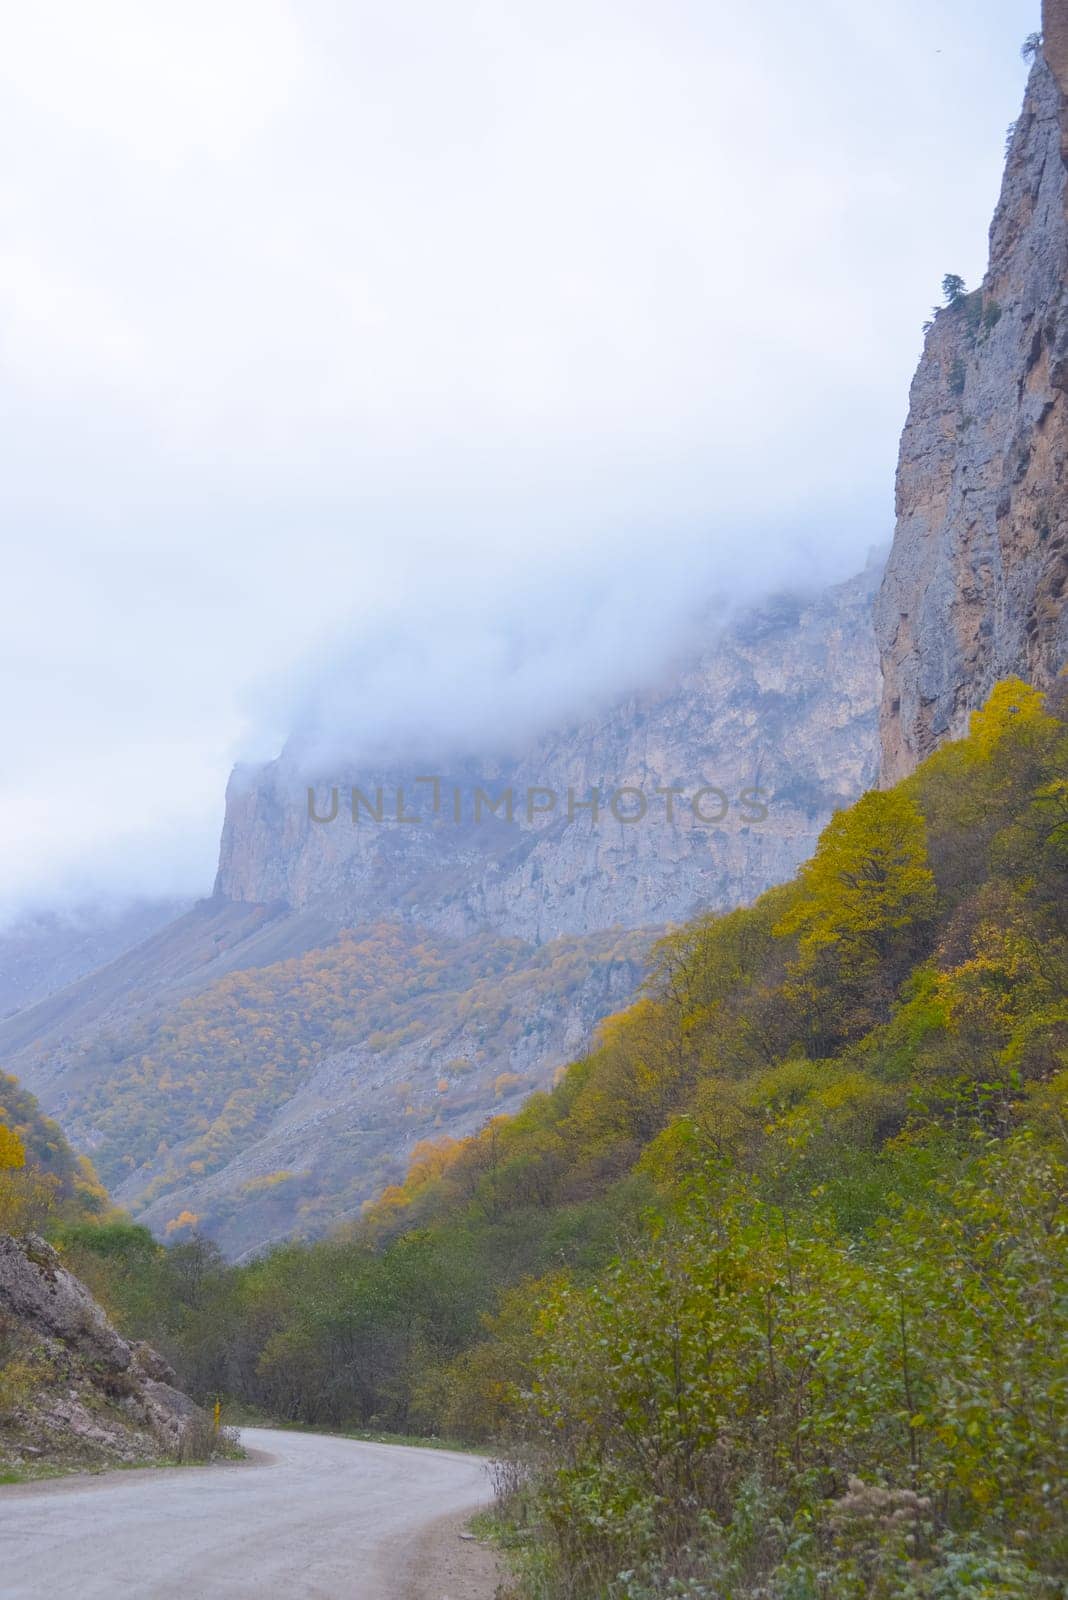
[0,1122,52,1233]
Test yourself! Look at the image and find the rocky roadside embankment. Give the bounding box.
[0,1232,209,1477]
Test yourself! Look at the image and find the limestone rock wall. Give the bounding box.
[877,15,1068,782]
[216,562,882,942]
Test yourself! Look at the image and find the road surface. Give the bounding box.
[0,1427,494,1598]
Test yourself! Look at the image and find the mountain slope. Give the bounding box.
[0,1071,107,1226]
[0,900,190,1023]
[0,569,880,1256]
[101,922,648,1257]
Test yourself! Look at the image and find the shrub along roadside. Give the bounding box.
[487,1132,1066,1598]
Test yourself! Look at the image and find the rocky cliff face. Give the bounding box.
[0,1234,204,1473]
[877,17,1068,783]
[218,559,882,942]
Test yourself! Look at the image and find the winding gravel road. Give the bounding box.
[0,1427,493,1598]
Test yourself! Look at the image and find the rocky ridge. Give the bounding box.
[217,559,883,939]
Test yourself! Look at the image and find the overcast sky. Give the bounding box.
[0,0,1039,919]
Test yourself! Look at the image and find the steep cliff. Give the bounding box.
[877,14,1068,781]
[217,559,882,941]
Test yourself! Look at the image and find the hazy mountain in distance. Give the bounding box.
[0,900,191,1021]
[0,565,881,1256]
[217,560,883,941]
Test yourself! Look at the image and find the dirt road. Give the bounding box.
[0,1427,497,1598]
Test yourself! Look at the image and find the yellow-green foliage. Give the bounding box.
[0,1124,25,1170]
[240,1170,297,1196]
[522,1133,1067,1596]
[0,1075,108,1230]
[774,787,937,967]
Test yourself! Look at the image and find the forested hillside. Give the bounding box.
[54,922,648,1252]
[61,678,1068,1597]
[0,1072,108,1232]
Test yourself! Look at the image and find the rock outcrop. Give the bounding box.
[877,12,1068,782]
[0,1233,204,1473]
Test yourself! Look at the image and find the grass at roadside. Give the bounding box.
[0,1447,244,1488]
[467,1497,542,1600]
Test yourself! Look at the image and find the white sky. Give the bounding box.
[0,0,1040,917]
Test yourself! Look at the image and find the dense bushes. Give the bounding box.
[506,1132,1067,1596]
